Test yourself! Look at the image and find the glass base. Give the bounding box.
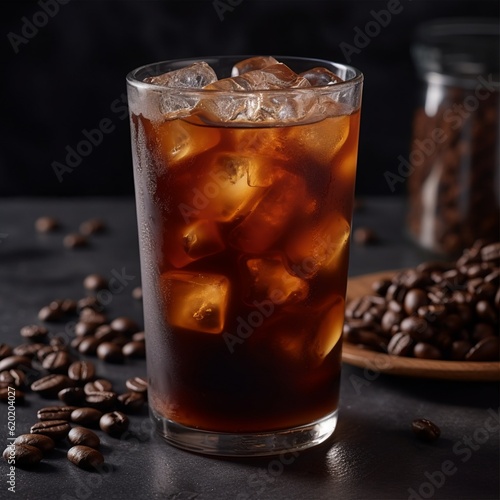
[151,408,338,457]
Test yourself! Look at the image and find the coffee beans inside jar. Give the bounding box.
[343,240,500,361]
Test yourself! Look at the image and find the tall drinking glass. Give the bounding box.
[126,56,363,456]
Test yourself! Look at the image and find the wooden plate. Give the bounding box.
[342,271,500,381]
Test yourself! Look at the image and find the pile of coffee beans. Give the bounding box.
[343,240,500,361]
[1,270,148,471]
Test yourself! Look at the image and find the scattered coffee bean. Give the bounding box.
[0,343,13,360]
[70,407,103,427]
[125,376,147,394]
[35,216,60,233]
[67,427,100,449]
[42,350,73,373]
[31,374,73,398]
[78,337,102,356]
[14,434,55,453]
[60,298,78,315]
[117,391,146,413]
[49,336,67,347]
[85,391,117,412]
[31,420,71,441]
[122,341,146,358]
[97,342,124,363]
[0,355,32,371]
[75,321,101,337]
[79,309,108,325]
[79,218,106,236]
[100,411,129,437]
[63,233,88,249]
[110,317,140,336]
[83,274,108,292]
[20,324,48,341]
[68,360,96,384]
[68,445,104,470]
[411,418,441,442]
[37,406,77,421]
[388,332,414,356]
[94,325,118,342]
[0,387,25,403]
[58,387,85,405]
[84,379,113,394]
[132,287,142,300]
[132,331,145,342]
[77,296,102,312]
[353,227,378,245]
[0,369,26,388]
[37,345,59,362]
[70,336,85,350]
[3,444,42,467]
[38,305,62,322]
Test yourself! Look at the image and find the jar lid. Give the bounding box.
[413,18,499,82]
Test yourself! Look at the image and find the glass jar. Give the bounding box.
[407,18,499,256]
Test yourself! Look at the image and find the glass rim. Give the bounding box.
[126,55,364,95]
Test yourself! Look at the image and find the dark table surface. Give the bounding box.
[0,197,498,500]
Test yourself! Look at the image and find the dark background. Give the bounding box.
[1,0,498,197]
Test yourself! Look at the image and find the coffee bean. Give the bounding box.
[132,287,143,300]
[38,305,63,322]
[0,369,26,388]
[132,331,145,342]
[83,274,108,292]
[75,321,101,337]
[451,340,472,361]
[411,418,441,442]
[122,341,146,358]
[37,406,77,421]
[400,317,433,342]
[0,355,32,371]
[117,392,146,413]
[58,387,85,405]
[97,342,124,363]
[0,387,25,403]
[414,342,442,360]
[70,337,85,350]
[472,323,496,342]
[388,332,414,356]
[67,427,100,449]
[37,345,59,362]
[68,445,104,470]
[476,301,497,323]
[380,310,402,334]
[77,296,102,312]
[14,434,55,453]
[31,420,71,441]
[42,350,73,373]
[70,407,103,427]
[60,298,78,315]
[84,379,113,394]
[78,337,102,355]
[49,336,67,347]
[31,374,73,397]
[125,376,147,394]
[0,343,13,360]
[63,233,88,249]
[100,411,129,437]
[465,337,500,361]
[353,227,378,245]
[110,317,140,336]
[79,309,108,325]
[35,216,60,233]
[3,444,42,467]
[68,361,96,384]
[94,325,118,342]
[79,218,106,236]
[481,242,500,262]
[20,324,49,341]
[404,289,428,315]
[85,391,117,412]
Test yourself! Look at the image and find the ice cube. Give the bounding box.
[144,119,220,168]
[288,114,350,164]
[299,67,343,87]
[231,56,279,77]
[144,62,218,119]
[160,271,230,334]
[228,127,290,162]
[229,170,305,253]
[286,214,351,278]
[165,220,225,269]
[242,254,309,306]
[145,62,217,88]
[192,152,266,222]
